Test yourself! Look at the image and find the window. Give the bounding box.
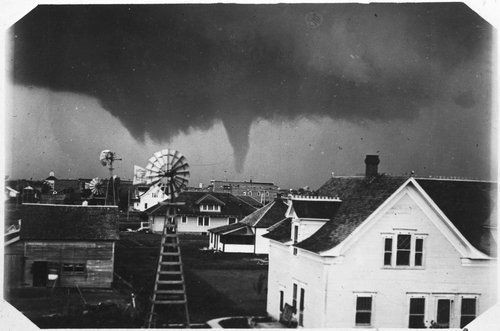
[198,216,210,226]
[200,204,221,212]
[384,238,392,265]
[228,217,237,224]
[299,288,305,326]
[460,298,477,327]
[396,234,411,265]
[436,299,451,328]
[415,238,423,266]
[62,263,85,274]
[384,234,425,268]
[144,203,148,209]
[292,283,297,313]
[355,296,372,326]
[293,225,299,256]
[409,297,426,328]
[279,290,284,312]
[181,216,187,223]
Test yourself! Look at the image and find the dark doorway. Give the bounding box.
[436,299,451,328]
[32,261,48,287]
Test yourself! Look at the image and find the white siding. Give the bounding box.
[223,244,255,253]
[151,215,234,234]
[255,228,271,254]
[267,185,497,329]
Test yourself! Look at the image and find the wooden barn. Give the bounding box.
[19,203,119,288]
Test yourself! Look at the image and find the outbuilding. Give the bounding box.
[20,203,119,288]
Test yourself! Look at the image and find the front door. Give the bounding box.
[436,299,451,328]
[32,261,48,287]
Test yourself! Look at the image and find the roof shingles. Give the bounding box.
[20,204,119,241]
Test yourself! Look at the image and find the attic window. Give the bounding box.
[200,204,221,212]
[383,234,426,268]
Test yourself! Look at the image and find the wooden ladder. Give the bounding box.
[146,205,190,328]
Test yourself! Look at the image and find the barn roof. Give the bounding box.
[145,191,257,218]
[240,199,288,228]
[20,204,119,241]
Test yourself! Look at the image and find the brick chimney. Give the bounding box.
[365,155,380,177]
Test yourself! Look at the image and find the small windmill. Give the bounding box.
[99,150,122,205]
[88,177,104,196]
[137,149,190,328]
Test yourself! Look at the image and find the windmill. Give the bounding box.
[143,149,190,197]
[137,149,190,328]
[88,177,104,196]
[99,150,122,205]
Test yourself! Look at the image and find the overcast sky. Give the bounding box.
[5,3,495,189]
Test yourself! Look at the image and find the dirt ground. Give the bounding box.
[5,232,269,328]
[115,232,269,325]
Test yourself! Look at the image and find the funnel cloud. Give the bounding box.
[11,4,492,172]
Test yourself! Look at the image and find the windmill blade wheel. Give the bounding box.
[144,149,190,195]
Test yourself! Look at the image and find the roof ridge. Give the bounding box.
[253,200,277,226]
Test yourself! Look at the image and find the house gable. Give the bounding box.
[195,194,226,206]
[320,179,492,261]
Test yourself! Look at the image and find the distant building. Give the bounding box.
[133,185,169,211]
[264,156,497,328]
[145,191,257,234]
[210,179,279,204]
[17,204,119,288]
[208,198,288,254]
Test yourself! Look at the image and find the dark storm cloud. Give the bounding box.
[11,3,492,171]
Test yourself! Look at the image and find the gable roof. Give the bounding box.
[289,175,497,257]
[240,199,289,228]
[235,195,264,208]
[262,218,292,243]
[415,179,497,256]
[294,175,408,253]
[20,204,119,241]
[291,199,342,219]
[145,191,256,217]
[195,194,226,206]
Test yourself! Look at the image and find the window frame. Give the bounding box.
[354,294,373,327]
[292,283,298,313]
[460,296,478,328]
[408,296,427,329]
[198,216,210,226]
[382,232,427,269]
[62,262,86,275]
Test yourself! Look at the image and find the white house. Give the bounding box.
[133,185,169,211]
[145,191,256,234]
[208,198,289,254]
[264,155,497,329]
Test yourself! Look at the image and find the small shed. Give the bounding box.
[209,198,289,254]
[19,203,119,288]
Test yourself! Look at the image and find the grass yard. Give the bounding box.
[115,232,269,325]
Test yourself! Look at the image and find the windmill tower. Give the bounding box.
[99,150,122,205]
[137,149,190,328]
